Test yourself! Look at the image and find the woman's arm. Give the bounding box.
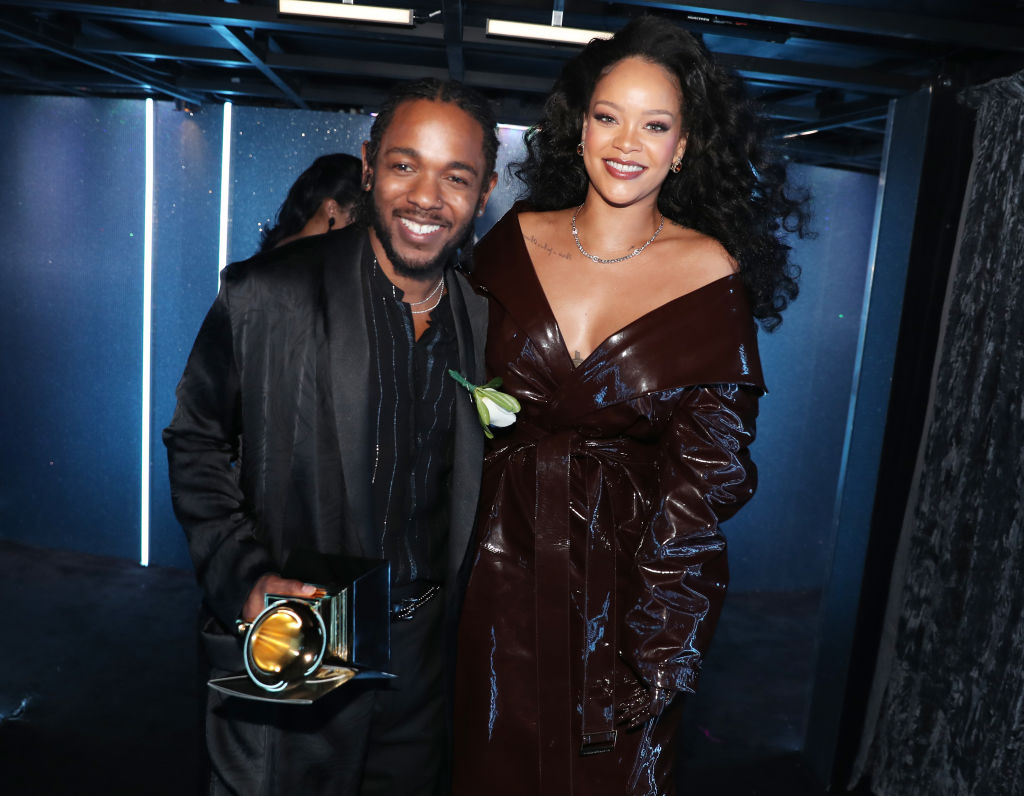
[619,383,760,721]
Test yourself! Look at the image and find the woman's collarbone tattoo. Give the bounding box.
[526,233,573,260]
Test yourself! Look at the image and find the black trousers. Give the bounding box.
[203,594,444,796]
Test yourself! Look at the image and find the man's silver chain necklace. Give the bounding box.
[379,257,446,314]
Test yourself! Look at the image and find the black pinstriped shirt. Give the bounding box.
[364,257,458,586]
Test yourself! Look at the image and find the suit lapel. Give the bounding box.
[446,270,487,590]
[323,239,487,579]
[324,229,374,558]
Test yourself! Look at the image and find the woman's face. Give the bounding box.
[581,56,687,208]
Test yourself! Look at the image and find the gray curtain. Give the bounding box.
[853,71,1024,795]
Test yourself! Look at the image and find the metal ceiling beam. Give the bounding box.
[0,56,89,96]
[464,69,554,94]
[767,97,891,137]
[272,53,555,93]
[718,52,922,94]
[174,69,553,113]
[52,37,917,101]
[670,11,790,43]
[774,105,889,138]
[462,25,922,94]
[166,76,543,126]
[210,23,309,109]
[0,16,204,104]
[768,137,883,171]
[3,68,177,97]
[441,0,465,81]
[760,101,818,122]
[269,52,449,81]
[76,37,249,68]
[73,35,557,93]
[607,0,1024,52]
[176,75,289,101]
[0,0,445,43]
[0,2,934,97]
[177,74,390,107]
[845,120,888,135]
[75,37,442,80]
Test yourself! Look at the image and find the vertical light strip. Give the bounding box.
[219,101,232,278]
[828,99,894,546]
[140,97,155,567]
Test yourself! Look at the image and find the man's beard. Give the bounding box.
[370,198,476,281]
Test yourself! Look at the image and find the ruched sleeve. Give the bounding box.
[622,382,759,700]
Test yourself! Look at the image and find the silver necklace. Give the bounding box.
[392,275,445,314]
[409,277,445,314]
[380,256,446,314]
[571,204,664,264]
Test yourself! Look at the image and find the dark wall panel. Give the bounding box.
[0,96,145,559]
[804,88,933,784]
[149,102,223,569]
[726,163,879,592]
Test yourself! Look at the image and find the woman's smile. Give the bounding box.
[602,158,647,179]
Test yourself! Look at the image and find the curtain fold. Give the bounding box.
[853,71,1024,795]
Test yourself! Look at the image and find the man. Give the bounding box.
[164,78,498,794]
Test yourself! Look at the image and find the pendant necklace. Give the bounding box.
[571,204,664,264]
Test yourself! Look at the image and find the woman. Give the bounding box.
[453,16,807,796]
[257,152,361,252]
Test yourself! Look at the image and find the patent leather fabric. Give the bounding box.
[453,207,766,796]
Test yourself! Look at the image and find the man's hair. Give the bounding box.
[353,78,498,232]
[364,78,499,181]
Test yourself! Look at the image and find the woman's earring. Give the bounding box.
[671,158,682,173]
[327,216,336,230]
[576,141,585,156]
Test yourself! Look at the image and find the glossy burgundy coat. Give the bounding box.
[453,207,767,796]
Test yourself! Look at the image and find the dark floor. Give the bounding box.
[0,539,870,795]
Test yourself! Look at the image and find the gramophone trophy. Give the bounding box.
[208,550,393,704]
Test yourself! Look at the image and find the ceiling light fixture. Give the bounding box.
[279,0,414,26]
[486,0,610,47]
[782,128,821,139]
[485,18,611,46]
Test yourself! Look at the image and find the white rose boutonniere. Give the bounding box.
[448,370,521,439]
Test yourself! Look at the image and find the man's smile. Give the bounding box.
[398,216,446,237]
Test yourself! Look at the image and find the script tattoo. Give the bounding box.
[526,234,573,260]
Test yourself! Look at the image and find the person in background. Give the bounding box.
[453,16,809,796]
[257,152,362,252]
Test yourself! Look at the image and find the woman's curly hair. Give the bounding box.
[514,16,810,330]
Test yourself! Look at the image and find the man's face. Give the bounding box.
[363,99,497,280]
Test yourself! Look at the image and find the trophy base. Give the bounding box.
[209,666,395,705]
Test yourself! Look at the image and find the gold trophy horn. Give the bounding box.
[208,552,392,704]
[243,600,327,691]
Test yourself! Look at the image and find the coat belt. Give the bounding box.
[527,427,620,794]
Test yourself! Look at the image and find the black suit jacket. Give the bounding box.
[163,225,488,641]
